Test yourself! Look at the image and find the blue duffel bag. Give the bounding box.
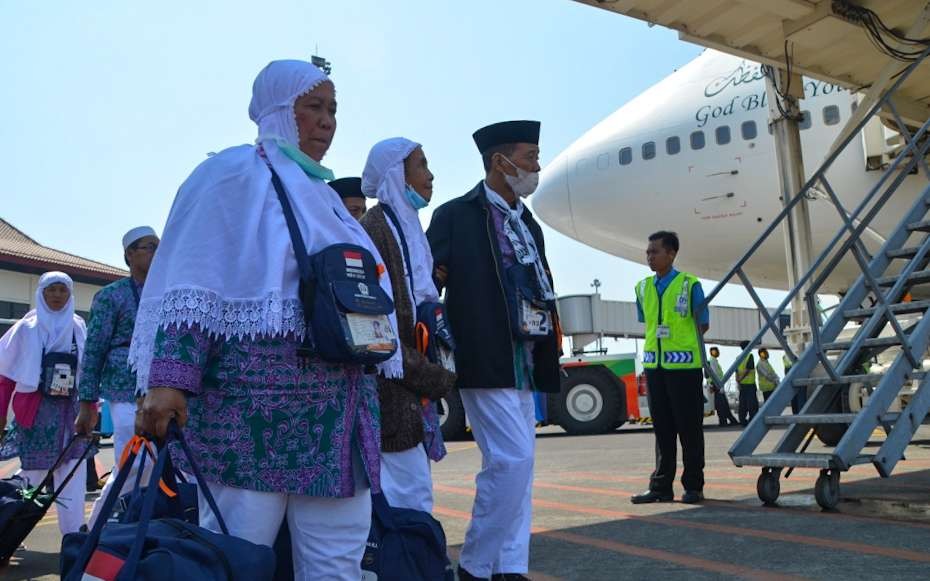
[362,493,454,581]
[61,422,276,580]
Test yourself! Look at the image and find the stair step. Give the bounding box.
[907,220,930,233]
[877,269,930,287]
[822,336,902,350]
[887,247,920,260]
[844,299,930,320]
[732,453,874,468]
[764,413,901,425]
[793,371,926,387]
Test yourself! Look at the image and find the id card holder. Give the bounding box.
[520,300,552,336]
[345,313,397,354]
[656,325,671,339]
[49,363,75,397]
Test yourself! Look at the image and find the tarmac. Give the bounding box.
[4,419,930,580]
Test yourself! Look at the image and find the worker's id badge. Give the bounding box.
[656,325,671,339]
[520,300,552,336]
[48,363,75,397]
[345,313,397,353]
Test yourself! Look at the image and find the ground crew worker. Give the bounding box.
[707,346,737,426]
[756,348,780,402]
[736,340,758,425]
[631,230,709,505]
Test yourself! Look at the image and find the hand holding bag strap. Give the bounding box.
[65,439,145,581]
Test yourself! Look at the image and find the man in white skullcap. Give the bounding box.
[77,226,159,526]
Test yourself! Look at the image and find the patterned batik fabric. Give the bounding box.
[0,390,90,470]
[148,323,381,497]
[79,278,142,403]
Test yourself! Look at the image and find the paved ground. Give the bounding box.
[4,420,930,580]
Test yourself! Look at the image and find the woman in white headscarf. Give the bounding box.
[360,138,455,513]
[130,60,397,579]
[0,271,89,534]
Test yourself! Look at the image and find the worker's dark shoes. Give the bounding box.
[491,575,531,580]
[458,564,490,581]
[630,490,674,504]
[682,490,704,504]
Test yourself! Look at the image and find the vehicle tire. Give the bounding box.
[556,367,624,435]
[439,388,468,441]
[815,386,849,447]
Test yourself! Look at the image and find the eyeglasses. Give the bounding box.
[132,243,158,253]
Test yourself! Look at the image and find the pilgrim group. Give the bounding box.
[0,59,564,581]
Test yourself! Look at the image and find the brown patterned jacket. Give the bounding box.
[360,204,456,453]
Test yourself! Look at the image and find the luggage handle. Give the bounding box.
[120,419,229,580]
[65,434,147,580]
[29,432,97,505]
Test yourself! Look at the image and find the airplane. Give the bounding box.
[533,49,928,293]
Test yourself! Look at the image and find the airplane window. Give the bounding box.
[690,131,705,150]
[666,136,680,155]
[799,110,812,130]
[619,147,632,166]
[741,121,758,140]
[852,101,858,113]
[715,126,731,145]
[823,105,840,126]
[597,153,610,169]
[642,141,656,160]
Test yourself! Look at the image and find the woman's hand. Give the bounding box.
[135,387,188,439]
[74,401,99,435]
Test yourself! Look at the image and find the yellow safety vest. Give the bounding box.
[737,354,756,386]
[635,272,702,370]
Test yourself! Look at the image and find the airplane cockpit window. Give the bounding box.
[823,105,840,126]
[642,141,656,160]
[690,131,705,150]
[741,121,757,140]
[619,147,632,166]
[715,126,731,145]
[666,136,680,155]
[799,110,812,130]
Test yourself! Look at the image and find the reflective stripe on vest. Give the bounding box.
[757,360,777,391]
[635,272,702,370]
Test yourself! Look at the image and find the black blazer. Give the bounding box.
[426,181,561,393]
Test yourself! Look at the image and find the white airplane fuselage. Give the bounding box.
[534,50,927,293]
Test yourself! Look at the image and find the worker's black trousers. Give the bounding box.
[645,367,705,494]
[738,386,759,425]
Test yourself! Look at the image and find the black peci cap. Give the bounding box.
[472,120,541,154]
[328,177,364,199]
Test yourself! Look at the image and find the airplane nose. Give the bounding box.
[533,157,576,238]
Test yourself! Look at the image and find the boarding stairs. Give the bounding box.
[705,48,930,510]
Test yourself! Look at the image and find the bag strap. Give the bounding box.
[269,165,317,359]
[65,437,145,580]
[120,420,229,580]
[381,204,417,303]
[128,277,140,309]
[40,434,97,507]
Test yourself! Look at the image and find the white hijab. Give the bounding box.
[0,271,86,393]
[361,137,440,313]
[129,60,402,392]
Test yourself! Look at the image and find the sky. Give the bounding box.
[1,0,791,366]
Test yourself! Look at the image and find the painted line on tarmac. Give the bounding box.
[445,443,479,454]
[434,484,930,565]
[432,504,804,581]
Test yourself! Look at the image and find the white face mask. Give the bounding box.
[500,156,539,198]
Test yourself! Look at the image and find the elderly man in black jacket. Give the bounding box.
[427,120,560,581]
